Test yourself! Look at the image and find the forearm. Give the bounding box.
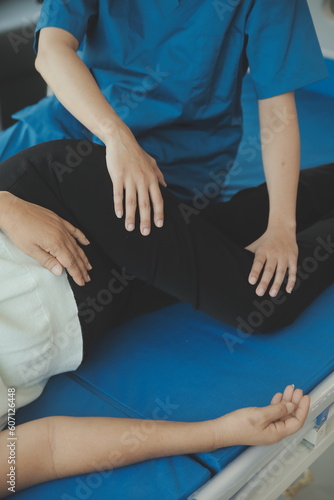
[35,29,130,145]
[0,416,217,497]
[259,92,300,230]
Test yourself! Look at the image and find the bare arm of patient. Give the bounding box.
[0,386,309,497]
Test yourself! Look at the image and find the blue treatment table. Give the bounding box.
[12,67,334,499]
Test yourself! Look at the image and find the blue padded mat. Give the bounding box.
[72,283,334,472]
[13,375,210,500]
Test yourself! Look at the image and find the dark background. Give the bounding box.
[0,0,46,130]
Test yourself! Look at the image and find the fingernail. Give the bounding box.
[286,402,295,413]
[291,384,295,389]
[257,287,265,296]
[156,220,163,228]
[85,238,90,244]
[142,228,150,236]
[249,277,257,285]
[287,287,293,294]
[127,224,135,231]
[87,263,93,270]
[86,275,91,282]
[116,211,123,218]
[51,264,63,276]
[270,289,278,297]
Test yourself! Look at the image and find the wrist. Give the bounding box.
[98,115,133,146]
[267,216,296,233]
[208,416,237,451]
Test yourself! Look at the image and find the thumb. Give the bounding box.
[51,263,64,276]
[31,247,64,276]
[263,401,295,424]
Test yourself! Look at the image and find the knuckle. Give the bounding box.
[137,171,147,183]
[253,266,263,274]
[42,256,56,269]
[153,198,164,209]
[67,255,77,269]
[114,192,123,201]
[139,199,151,210]
[126,197,137,206]
[247,408,261,427]
[49,243,60,254]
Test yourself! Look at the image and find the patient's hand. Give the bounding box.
[212,385,310,448]
[0,192,92,286]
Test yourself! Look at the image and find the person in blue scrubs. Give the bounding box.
[0,0,328,299]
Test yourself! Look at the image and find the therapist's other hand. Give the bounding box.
[212,385,310,448]
[0,193,92,286]
[105,126,167,236]
[245,226,298,297]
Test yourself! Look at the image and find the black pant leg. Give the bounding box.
[201,163,334,247]
[0,140,257,328]
[1,141,334,333]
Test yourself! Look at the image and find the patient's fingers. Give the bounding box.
[282,384,295,402]
[48,240,90,286]
[62,219,91,247]
[30,247,64,277]
[281,395,310,437]
[270,392,283,405]
[294,395,311,424]
[65,234,92,273]
[292,388,304,406]
[64,240,91,284]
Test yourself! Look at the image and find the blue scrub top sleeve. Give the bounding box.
[245,0,329,99]
[34,0,98,53]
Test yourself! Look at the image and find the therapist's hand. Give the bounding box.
[105,126,167,236]
[0,193,92,286]
[245,225,298,297]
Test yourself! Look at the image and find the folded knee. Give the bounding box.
[236,291,293,335]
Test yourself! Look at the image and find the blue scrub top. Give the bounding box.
[17,0,328,201]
